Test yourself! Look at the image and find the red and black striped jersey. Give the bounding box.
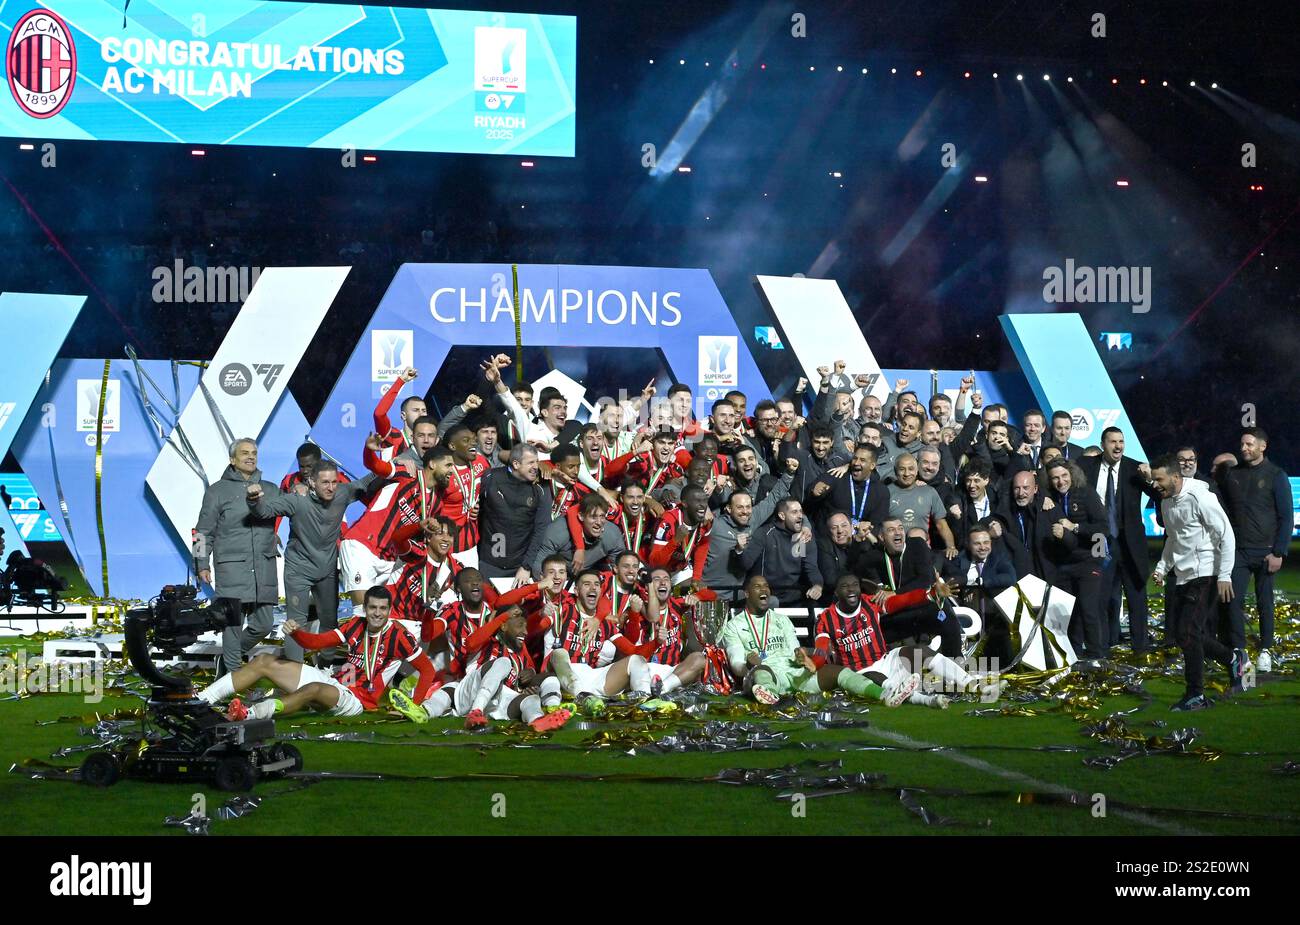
[629,599,687,666]
[814,603,887,672]
[547,607,616,668]
[619,451,689,493]
[388,553,462,633]
[544,477,579,522]
[344,475,441,555]
[597,574,644,626]
[373,376,412,458]
[610,505,654,559]
[331,617,421,708]
[647,506,712,576]
[443,455,491,551]
[489,646,538,689]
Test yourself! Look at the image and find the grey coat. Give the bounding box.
[253,474,378,583]
[530,519,627,576]
[193,465,281,604]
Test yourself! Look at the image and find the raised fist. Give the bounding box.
[400,367,419,382]
[785,457,800,474]
[463,394,483,412]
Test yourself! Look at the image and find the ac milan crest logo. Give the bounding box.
[7,9,77,119]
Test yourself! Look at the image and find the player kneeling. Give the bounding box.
[196,586,435,720]
[391,607,572,733]
[721,575,919,707]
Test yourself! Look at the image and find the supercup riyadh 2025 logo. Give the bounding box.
[6,8,77,118]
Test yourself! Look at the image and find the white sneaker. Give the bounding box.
[1257,649,1273,673]
[880,672,921,707]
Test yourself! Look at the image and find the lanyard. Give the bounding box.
[745,608,771,656]
[848,477,870,523]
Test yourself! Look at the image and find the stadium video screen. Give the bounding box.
[0,2,577,156]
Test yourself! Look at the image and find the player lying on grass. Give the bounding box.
[721,574,925,707]
[389,606,573,732]
[810,573,1002,708]
[196,586,435,720]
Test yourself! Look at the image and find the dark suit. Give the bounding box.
[1048,441,1087,462]
[947,487,1002,547]
[860,538,961,656]
[1042,487,1110,659]
[1079,454,1161,650]
[994,496,1067,581]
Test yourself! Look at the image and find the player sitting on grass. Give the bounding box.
[197,586,436,721]
[391,607,572,732]
[544,569,648,714]
[720,574,920,706]
[621,566,711,710]
[810,573,997,708]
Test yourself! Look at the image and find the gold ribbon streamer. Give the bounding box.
[93,359,112,598]
[511,263,523,385]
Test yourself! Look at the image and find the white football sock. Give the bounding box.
[540,675,562,708]
[198,674,236,704]
[422,688,453,718]
[926,653,973,690]
[250,699,278,720]
[519,695,543,724]
[628,654,650,694]
[549,650,575,694]
[660,672,683,694]
[472,658,513,712]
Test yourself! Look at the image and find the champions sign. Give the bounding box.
[0,2,576,156]
[310,264,771,475]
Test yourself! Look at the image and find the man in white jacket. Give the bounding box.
[1150,454,1246,711]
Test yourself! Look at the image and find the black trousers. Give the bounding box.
[1057,560,1105,660]
[1219,548,1277,649]
[1101,546,1150,650]
[1170,577,1232,698]
[881,600,963,658]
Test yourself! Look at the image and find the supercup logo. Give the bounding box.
[7,9,77,118]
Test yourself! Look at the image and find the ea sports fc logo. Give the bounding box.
[7,9,77,119]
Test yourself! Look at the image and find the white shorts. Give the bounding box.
[296,663,365,717]
[648,662,677,682]
[862,649,907,682]
[570,662,615,697]
[448,666,519,719]
[451,547,479,569]
[339,539,400,593]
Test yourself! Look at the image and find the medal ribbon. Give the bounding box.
[745,608,770,656]
[452,462,478,511]
[551,479,571,519]
[620,509,645,551]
